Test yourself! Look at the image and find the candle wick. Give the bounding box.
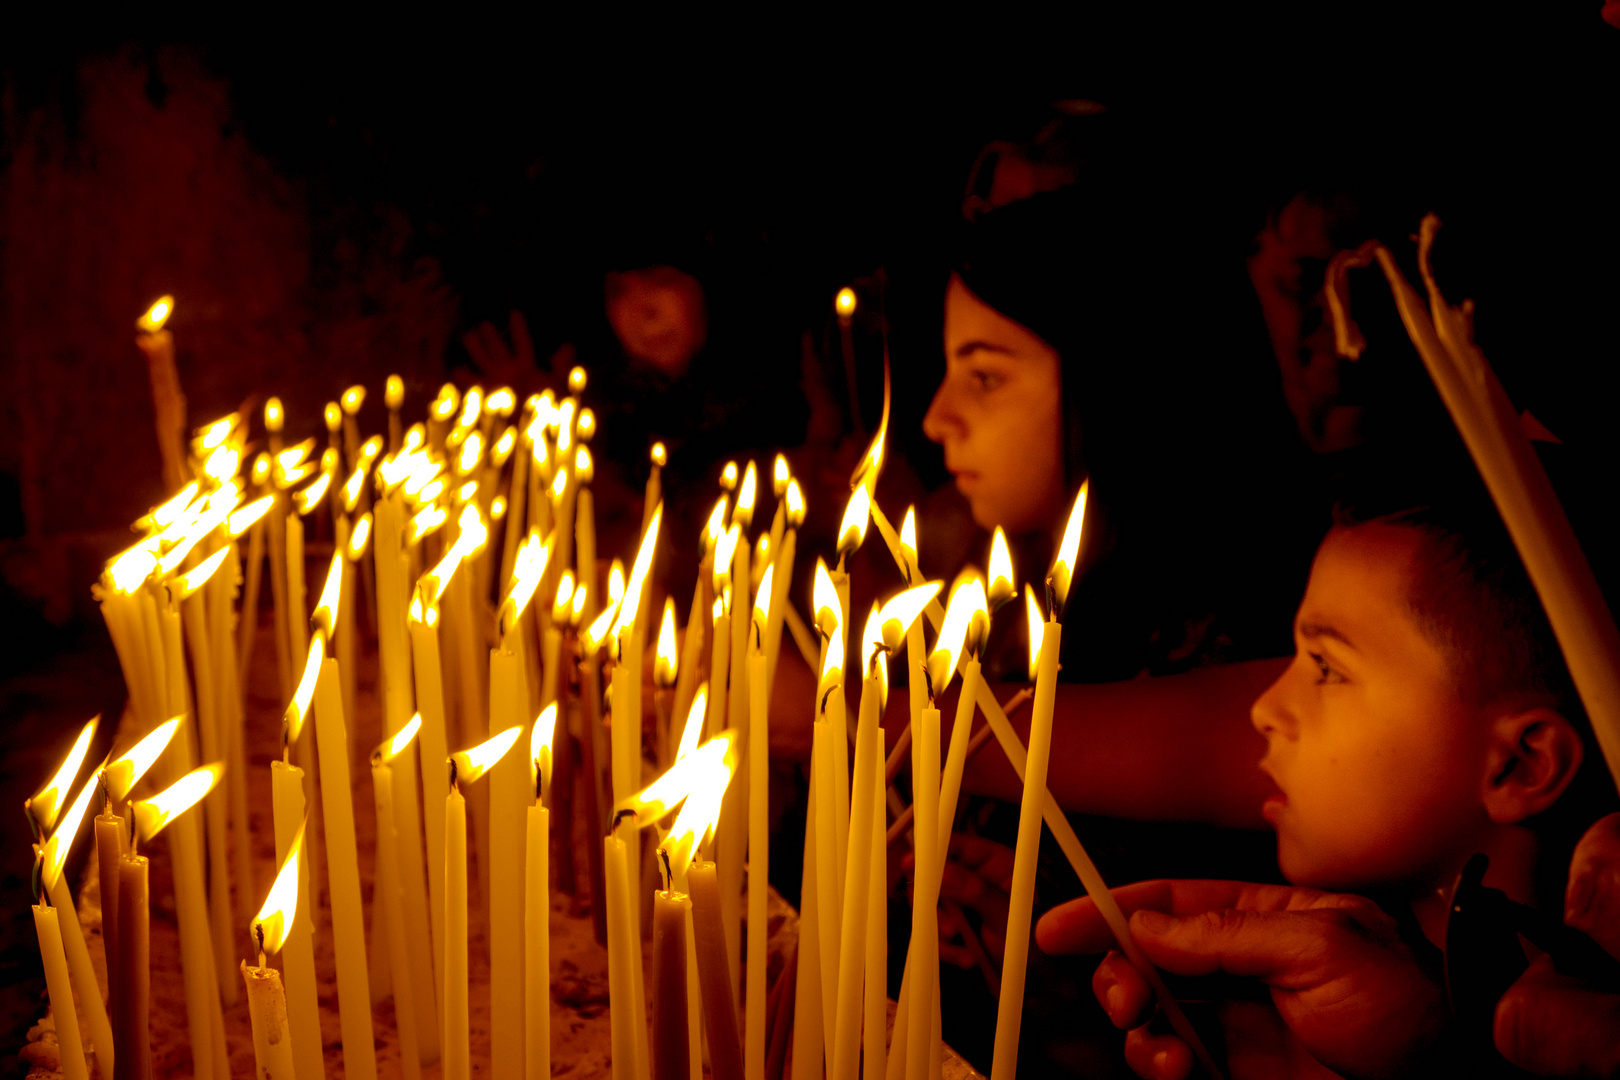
[658,845,672,890]
[255,922,266,963]
[23,798,42,845]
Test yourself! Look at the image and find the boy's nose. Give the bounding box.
[1250,671,1293,739]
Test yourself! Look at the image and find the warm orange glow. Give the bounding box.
[714,593,726,621]
[487,388,516,416]
[531,703,558,800]
[755,534,771,569]
[928,576,986,694]
[493,425,517,463]
[311,553,343,638]
[402,459,442,499]
[295,470,331,515]
[227,494,274,538]
[1025,585,1045,681]
[452,726,521,786]
[617,729,738,825]
[712,525,740,593]
[458,479,478,503]
[608,561,626,605]
[252,453,272,484]
[459,386,483,429]
[786,480,805,528]
[490,496,507,520]
[364,434,387,463]
[651,442,667,468]
[813,560,842,640]
[325,402,342,431]
[568,366,587,393]
[819,623,845,707]
[103,717,181,802]
[1048,480,1089,612]
[138,296,174,333]
[555,400,576,452]
[576,408,595,441]
[343,465,366,510]
[655,599,679,689]
[575,446,593,482]
[412,503,448,540]
[852,410,886,496]
[156,500,233,575]
[253,822,303,956]
[177,547,230,599]
[610,507,661,642]
[277,438,316,476]
[552,572,576,622]
[285,636,324,746]
[570,581,588,625]
[106,540,159,593]
[838,485,871,556]
[198,416,236,451]
[501,534,549,634]
[706,496,728,546]
[432,384,459,420]
[134,764,223,844]
[32,716,98,833]
[42,777,97,890]
[861,602,885,677]
[385,375,404,409]
[264,397,285,433]
[677,684,707,762]
[347,512,372,561]
[900,506,919,580]
[772,454,790,495]
[458,431,484,475]
[151,483,200,530]
[735,462,758,528]
[753,564,775,634]
[988,528,1016,610]
[878,581,941,652]
[835,286,857,319]
[550,467,568,500]
[341,386,365,415]
[379,713,422,763]
[664,740,737,875]
[720,461,738,490]
[584,600,620,653]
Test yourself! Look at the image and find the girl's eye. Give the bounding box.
[1309,652,1343,685]
[970,369,1005,392]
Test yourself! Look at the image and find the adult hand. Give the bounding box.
[1494,812,1620,1077]
[1036,879,1449,1080]
[937,833,1016,967]
[462,310,537,389]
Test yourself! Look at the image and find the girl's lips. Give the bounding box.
[1261,792,1287,823]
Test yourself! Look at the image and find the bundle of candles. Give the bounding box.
[24,294,1224,1080]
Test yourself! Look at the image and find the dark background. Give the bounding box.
[2,7,1616,1072]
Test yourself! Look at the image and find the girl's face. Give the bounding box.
[924,274,1066,534]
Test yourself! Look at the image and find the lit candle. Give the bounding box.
[33,773,98,1080]
[687,859,744,1080]
[445,727,522,1080]
[652,881,691,1080]
[134,296,187,491]
[273,650,325,1080]
[527,704,558,1080]
[264,400,294,699]
[644,442,666,539]
[127,764,225,1080]
[371,717,425,1080]
[654,599,679,767]
[991,486,1085,1080]
[33,867,90,1080]
[790,720,824,1080]
[409,586,451,991]
[764,479,803,695]
[604,833,644,1080]
[243,826,307,1080]
[387,374,405,453]
[745,569,773,1080]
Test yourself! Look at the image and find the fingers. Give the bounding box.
[939,858,1010,935]
[946,832,1016,885]
[508,310,536,367]
[1124,1026,1193,1080]
[1495,955,1620,1078]
[1093,950,1154,1030]
[1127,906,1379,984]
[1566,811,1620,956]
[462,328,492,369]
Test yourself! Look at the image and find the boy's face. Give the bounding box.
[1252,523,1493,895]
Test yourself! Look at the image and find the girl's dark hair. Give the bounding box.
[1332,456,1619,911]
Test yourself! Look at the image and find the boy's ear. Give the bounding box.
[1481,707,1585,824]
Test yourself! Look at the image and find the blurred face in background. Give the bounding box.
[924,273,1066,534]
[605,265,708,378]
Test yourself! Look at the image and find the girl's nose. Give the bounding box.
[923,376,965,445]
[1251,667,1295,739]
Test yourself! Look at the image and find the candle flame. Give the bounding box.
[1025,585,1045,681]
[552,572,576,621]
[348,513,372,561]
[900,506,919,579]
[341,386,365,415]
[452,726,521,786]
[156,501,234,576]
[712,595,724,621]
[835,286,856,318]
[877,581,942,652]
[264,397,284,433]
[253,821,303,956]
[526,410,548,456]
[151,483,201,530]
[252,454,272,484]
[608,562,626,605]
[386,375,404,409]
[665,741,737,875]
[813,559,843,640]
[861,602,885,679]
[677,684,707,762]
[227,495,274,537]
[706,497,729,546]
[378,713,422,763]
[177,547,231,599]
[837,485,871,556]
[106,540,158,593]
[453,503,488,557]
[735,462,757,527]
[310,553,343,638]
[490,496,507,520]
[650,442,667,467]
[285,637,324,746]
[575,446,593,481]
[655,599,679,688]
[325,402,342,431]
[772,454,790,495]
[493,426,517,466]
[720,461,738,491]
[712,525,740,593]
[458,431,484,475]
[277,439,315,476]
[137,296,174,333]
[134,763,223,843]
[584,599,621,653]
[927,576,986,694]
[786,480,805,528]
[295,471,331,515]
[531,702,558,798]
[487,388,516,415]
[42,776,97,890]
[411,503,448,540]
[617,729,738,825]
[32,716,98,833]
[987,528,1015,610]
[365,435,388,463]
[458,481,478,503]
[576,408,595,440]
[570,581,588,625]
[550,468,568,500]
[104,717,181,802]
[1048,481,1088,613]
[556,400,575,452]
[502,533,549,634]
[400,459,441,499]
[343,465,366,510]
[568,366,587,392]
[198,416,235,451]
[459,387,483,429]
[753,564,774,632]
[432,384,460,420]
[611,507,661,642]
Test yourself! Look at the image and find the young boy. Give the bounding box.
[1036,481,1617,1079]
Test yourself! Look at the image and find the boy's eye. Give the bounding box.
[1309,652,1344,685]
